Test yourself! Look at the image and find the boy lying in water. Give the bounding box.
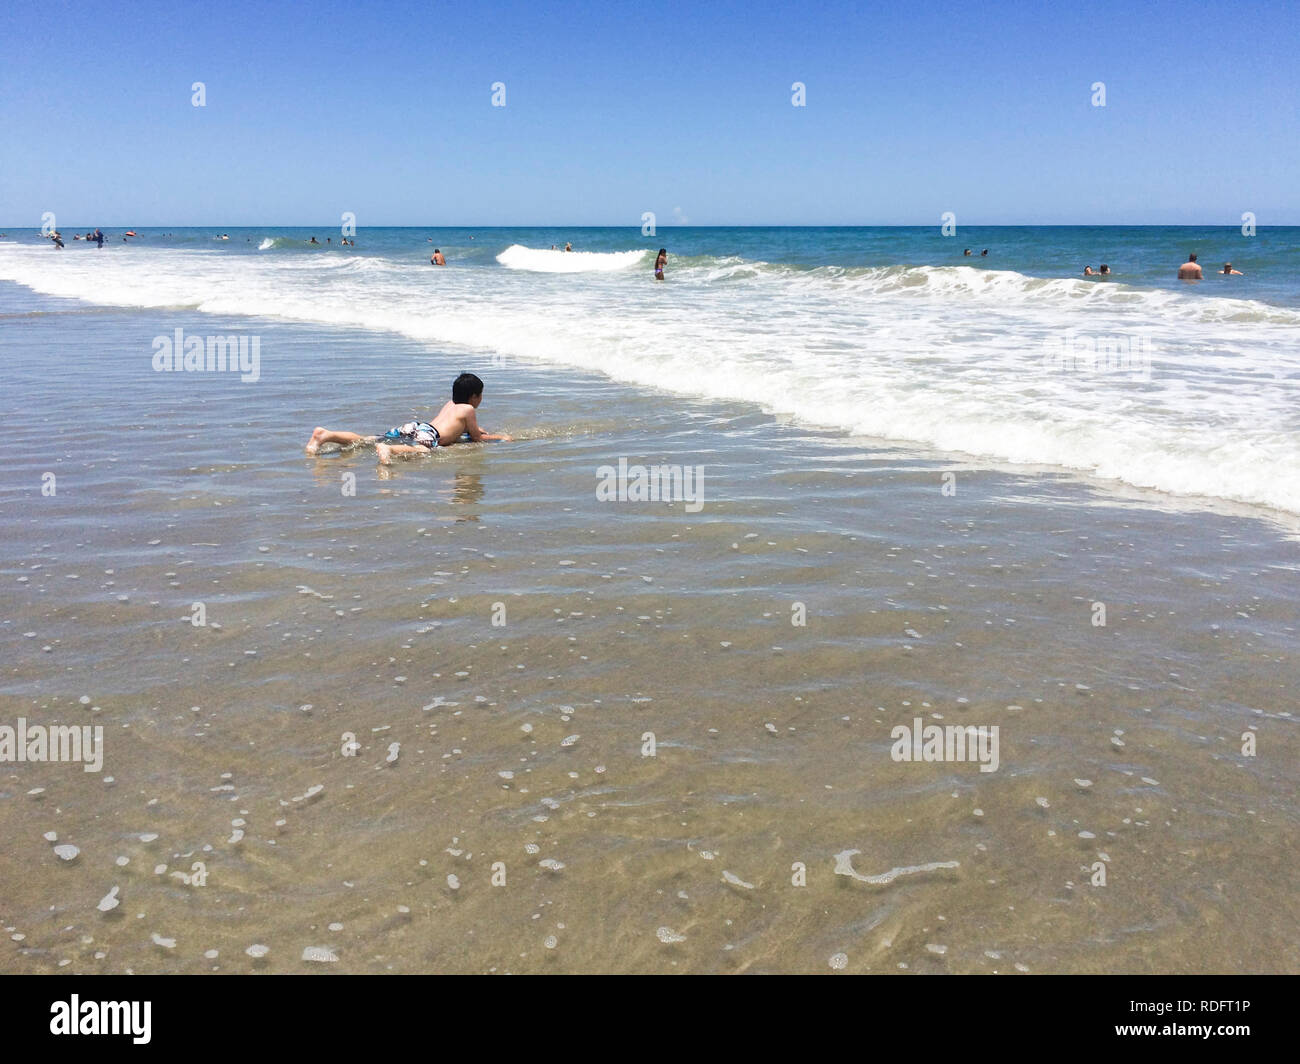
[305,372,512,464]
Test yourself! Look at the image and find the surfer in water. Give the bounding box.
[305,372,512,465]
[654,248,667,280]
[564,242,573,252]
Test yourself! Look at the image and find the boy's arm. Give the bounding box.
[464,406,512,442]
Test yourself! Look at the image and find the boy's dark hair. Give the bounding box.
[453,372,484,404]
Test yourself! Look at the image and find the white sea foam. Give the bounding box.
[496,244,647,273]
[3,243,1298,514]
[833,850,960,885]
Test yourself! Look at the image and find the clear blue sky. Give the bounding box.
[2,0,1296,225]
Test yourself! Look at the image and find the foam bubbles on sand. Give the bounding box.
[302,946,339,963]
[657,927,686,944]
[53,844,80,861]
[833,850,960,885]
[97,886,121,912]
[245,944,269,958]
[539,858,565,872]
[829,952,848,970]
[722,870,754,890]
[151,933,176,949]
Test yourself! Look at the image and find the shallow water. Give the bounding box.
[1,282,1296,973]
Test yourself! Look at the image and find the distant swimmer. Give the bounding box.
[124,230,138,238]
[51,232,64,249]
[963,248,972,256]
[305,372,512,465]
[1177,252,1203,281]
[95,228,104,248]
[564,242,573,252]
[654,248,667,280]
[1083,266,1095,276]
[431,248,446,265]
[1222,263,1244,275]
[980,249,988,256]
[309,236,319,245]
[1098,263,1110,275]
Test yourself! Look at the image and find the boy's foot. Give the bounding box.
[375,443,393,466]
[305,427,327,454]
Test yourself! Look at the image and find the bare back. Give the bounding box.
[430,400,484,444]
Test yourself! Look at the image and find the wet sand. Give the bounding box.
[2,287,1297,973]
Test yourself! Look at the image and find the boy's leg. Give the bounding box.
[306,427,374,453]
[375,443,430,465]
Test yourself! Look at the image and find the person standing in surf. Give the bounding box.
[654,248,667,280]
[1178,253,1203,280]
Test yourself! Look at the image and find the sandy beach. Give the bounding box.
[3,278,1296,974]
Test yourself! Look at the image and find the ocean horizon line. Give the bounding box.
[5,222,1298,231]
